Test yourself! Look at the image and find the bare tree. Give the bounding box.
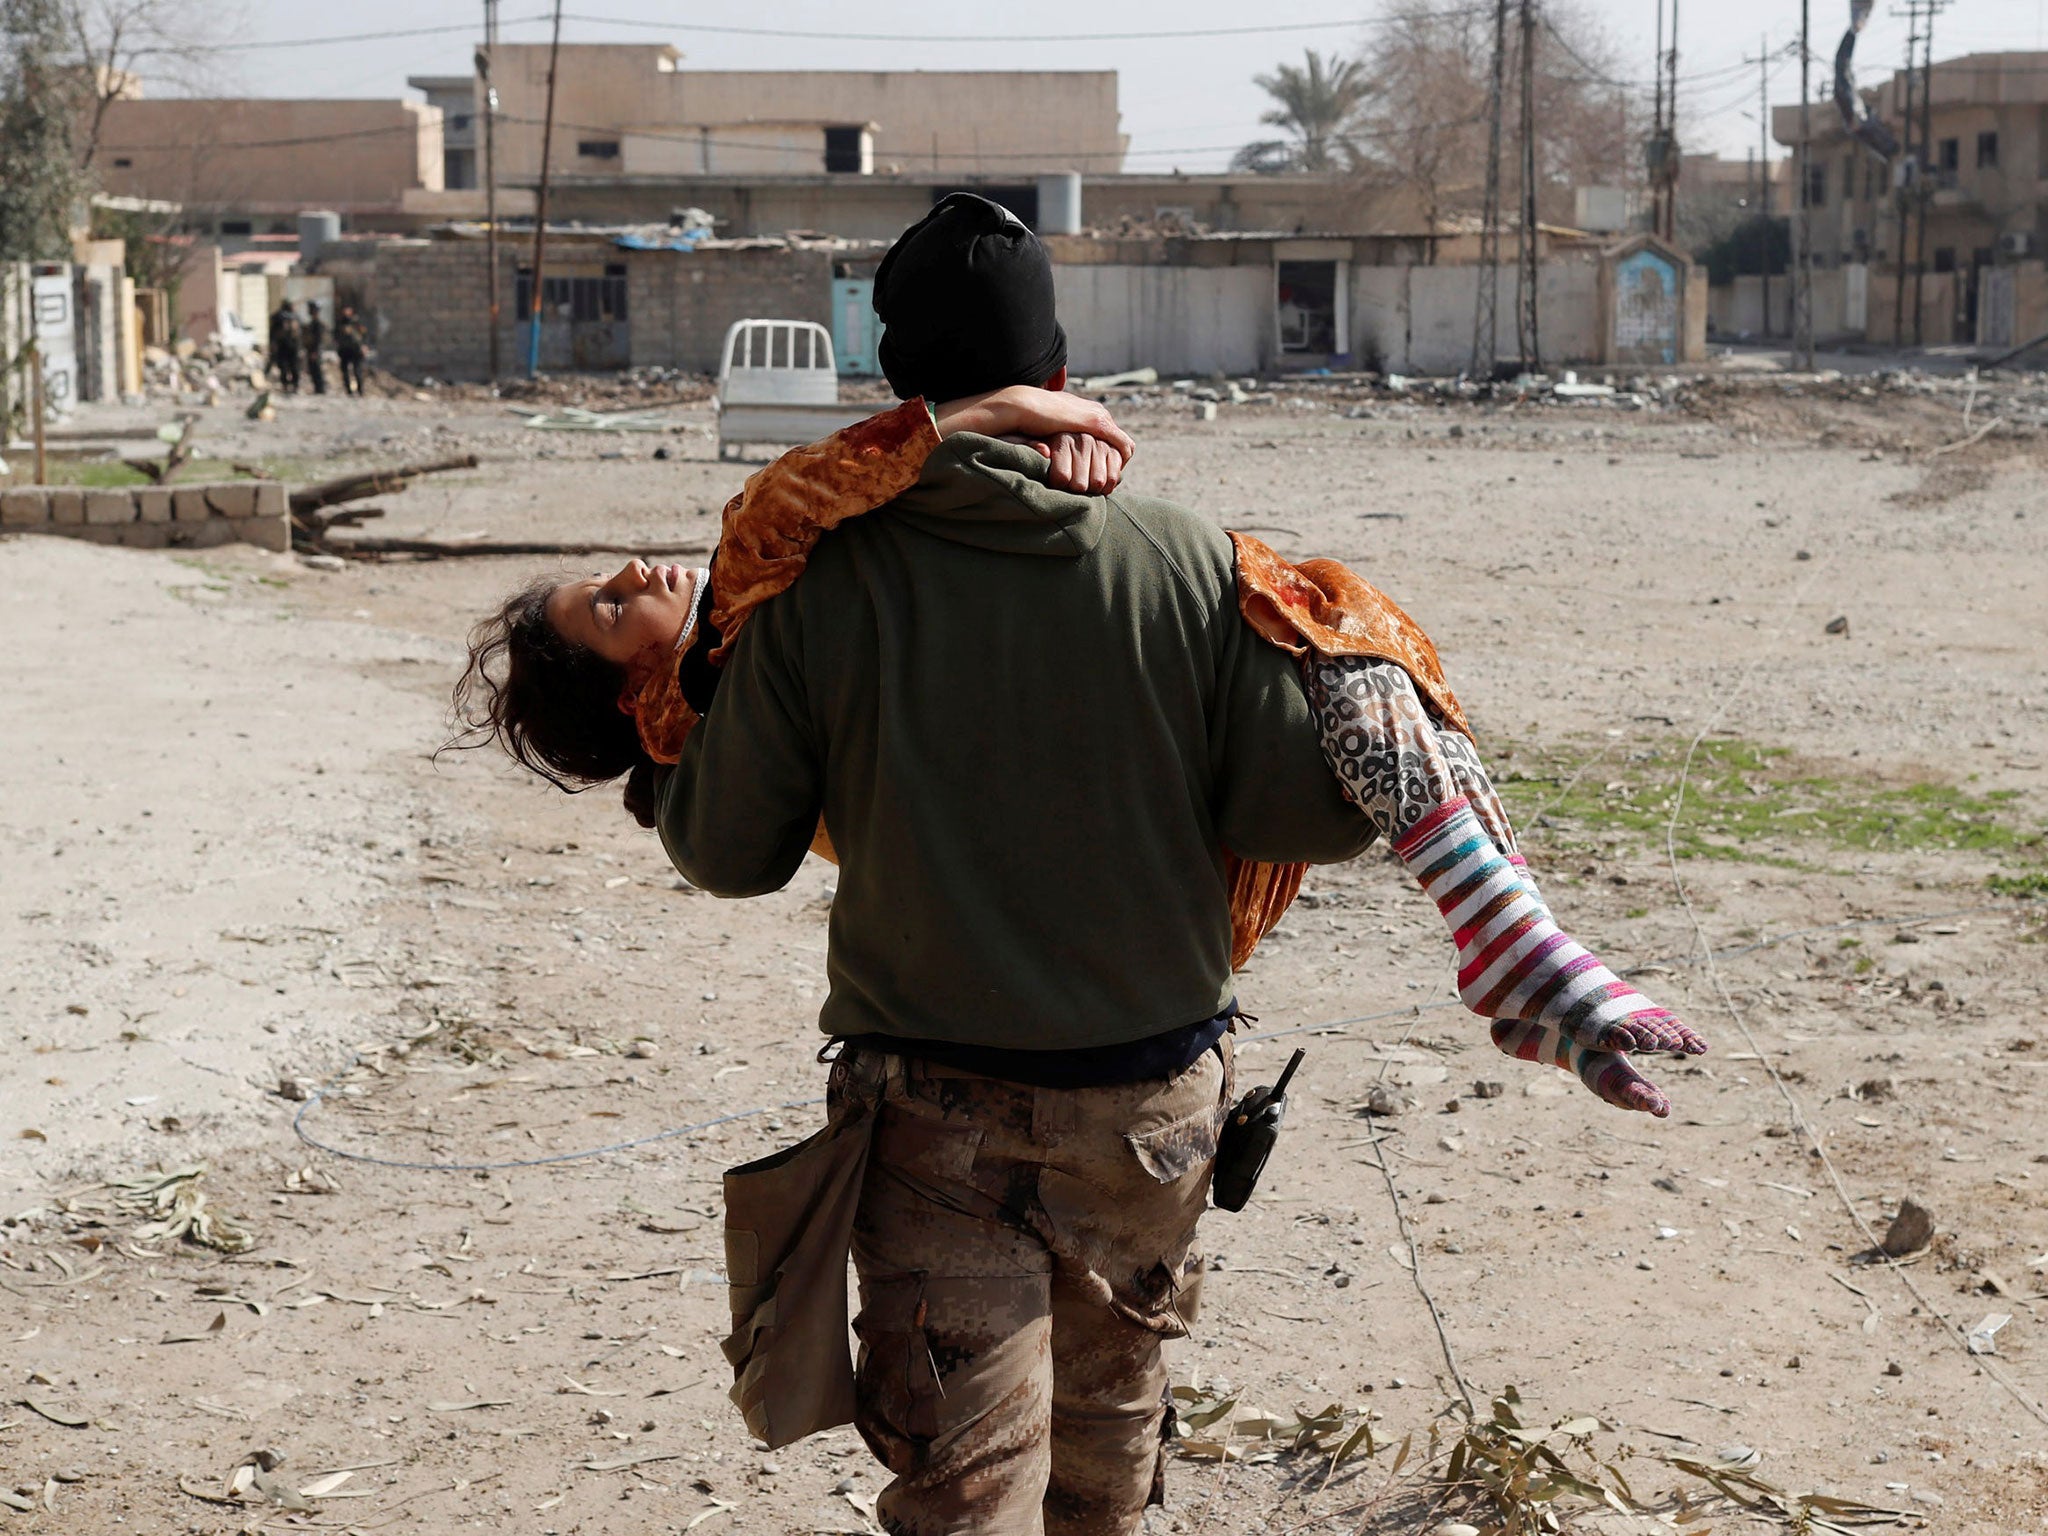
[1344,0,1640,234]
[64,0,231,172]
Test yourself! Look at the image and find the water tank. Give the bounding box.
[1037,172,1082,236]
[297,210,341,267]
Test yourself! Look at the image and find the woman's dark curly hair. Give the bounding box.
[448,578,663,826]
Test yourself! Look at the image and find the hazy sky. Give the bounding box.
[192,0,2044,170]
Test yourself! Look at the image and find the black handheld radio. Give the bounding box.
[1211,1047,1305,1213]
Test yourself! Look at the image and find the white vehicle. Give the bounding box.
[714,319,873,460]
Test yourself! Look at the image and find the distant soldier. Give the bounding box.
[267,301,302,393]
[335,305,369,398]
[302,301,328,395]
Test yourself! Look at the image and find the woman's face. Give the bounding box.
[544,559,694,666]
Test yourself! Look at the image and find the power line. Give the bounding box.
[555,8,1490,42]
[141,8,1493,57]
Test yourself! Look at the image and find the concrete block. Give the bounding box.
[171,487,211,522]
[110,522,173,550]
[1,487,49,527]
[135,486,173,523]
[48,488,85,525]
[252,480,288,519]
[204,482,258,518]
[228,516,290,553]
[84,488,137,525]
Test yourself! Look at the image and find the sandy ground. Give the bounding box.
[2,377,2046,1534]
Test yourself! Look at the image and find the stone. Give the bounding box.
[228,516,290,553]
[135,486,174,522]
[48,488,85,525]
[171,487,212,522]
[0,487,49,526]
[252,480,287,518]
[204,482,258,518]
[84,488,137,525]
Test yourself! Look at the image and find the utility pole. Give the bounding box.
[1911,2,1940,346]
[1795,0,1815,369]
[1470,0,1509,378]
[480,0,501,383]
[1891,0,1920,346]
[1755,36,1773,339]
[1515,0,1540,372]
[525,0,564,378]
[1662,0,1680,242]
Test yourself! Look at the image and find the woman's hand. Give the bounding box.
[933,384,1135,465]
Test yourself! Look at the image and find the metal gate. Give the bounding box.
[1977,265,2016,350]
[516,263,631,371]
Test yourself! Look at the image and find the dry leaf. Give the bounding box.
[427,1398,511,1412]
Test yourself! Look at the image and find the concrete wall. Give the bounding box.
[1054,265,1274,376]
[1354,259,1605,374]
[0,481,289,551]
[1865,270,1961,345]
[1710,275,1795,339]
[95,99,443,219]
[486,47,1123,184]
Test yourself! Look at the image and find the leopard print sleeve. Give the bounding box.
[1305,655,1519,854]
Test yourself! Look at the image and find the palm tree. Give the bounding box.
[1249,49,1372,173]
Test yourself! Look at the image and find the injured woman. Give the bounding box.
[452,388,1705,1116]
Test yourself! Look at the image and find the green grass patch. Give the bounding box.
[38,456,310,489]
[1495,735,2045,876]
[1989,871,2048,899]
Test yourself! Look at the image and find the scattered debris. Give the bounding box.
[1965,1313,2010,1355]
[508,405,676,433]
[1877,1199,1935,1259]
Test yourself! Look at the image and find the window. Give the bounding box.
[515,265,629,324]
[112,156,132,168]
[1977,131,1998,169]
[577,139,620,159]
[1932,247,1955,273]
[823,126,866,174]
[449,113,472,133]
[1938,138,1959,171]
[1806,163,1826,207]
[220,219,252,236]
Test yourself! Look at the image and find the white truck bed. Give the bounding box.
[714,318,877,460]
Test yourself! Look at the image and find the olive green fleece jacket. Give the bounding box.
[658,434,1377,1051]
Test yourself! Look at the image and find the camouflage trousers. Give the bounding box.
[830,1038,1234,1536]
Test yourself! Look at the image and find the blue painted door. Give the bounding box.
[832,277,878,377]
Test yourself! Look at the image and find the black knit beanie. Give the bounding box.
[872,193,1068,403]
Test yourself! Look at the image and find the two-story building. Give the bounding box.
[1774,51,2048,337]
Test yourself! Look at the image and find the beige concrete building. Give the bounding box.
[1774,51,2048,331]
[93,97,446,238]
[474,45,1125,184]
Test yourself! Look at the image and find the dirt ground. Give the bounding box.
[3,374,2046,1535]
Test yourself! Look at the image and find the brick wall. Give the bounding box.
[628,248,834,373]
[367,239,835,379]
[0,481,290,551]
